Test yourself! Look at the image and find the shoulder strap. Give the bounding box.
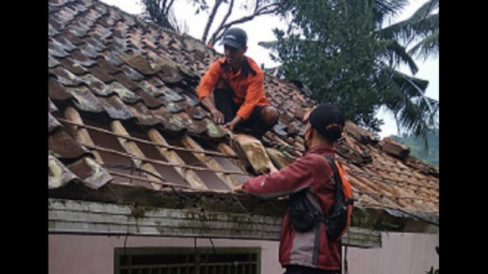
[324,155,342,191]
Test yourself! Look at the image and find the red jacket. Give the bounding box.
[197,56,270,120]
[241,145,341,271]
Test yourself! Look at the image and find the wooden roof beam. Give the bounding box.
[111,120,164,190]
[148,129,208,190]
[180,135,241,189]
[64,107,104,164]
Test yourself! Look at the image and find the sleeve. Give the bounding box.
[241,155,319,199]
[236,70,266,120]
[197,60,223,101]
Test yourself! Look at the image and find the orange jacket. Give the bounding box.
[197,56,270,120]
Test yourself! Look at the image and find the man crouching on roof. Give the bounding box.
[197,27,279,139]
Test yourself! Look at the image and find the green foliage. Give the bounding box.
[263,0,438,136]
[391,129,438,166]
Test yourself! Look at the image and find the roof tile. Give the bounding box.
[80,74,111,95]
[157,66,183,84]
[134,88,164,108]
[49,112,63,132]
[119,53,159,76]
[173,112,206,134]
[146,75,166,87]
[111,71,142,91]
[98,14,116,28]
[49,154,78,189]
[52,34,78,52]
[138,79,166,98]
[202,118,227,138]
[79,42,101,59]
[48,55,60,68]
[151,107,185,132]
[50,66,83,86]
[49,128,88,160]
[65,86,105,113]
[161,86,184,102]
[107,81,141,103]
[49,23,60,36]
[67,21,91,38]
[57,57,87,75]
[98,95,135,120]
[59,28,85,45]
[48,40,70,58]
[88,65,115,83]
[68,156,113,189]
[49,76,74,101]
[121,64,145,81]
[99,49,125,67]
[49,98,59,113]
[126,102,162,126]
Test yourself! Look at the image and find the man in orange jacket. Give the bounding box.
[197,28,279,138]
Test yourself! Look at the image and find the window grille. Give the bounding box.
[114,247,261,274]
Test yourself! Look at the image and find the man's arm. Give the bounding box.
[201,97,225,124]
[234,154,321,199]
[197,60,225,124]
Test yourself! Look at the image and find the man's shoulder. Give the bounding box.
[208,57,226,71]
[296,152,329,166]
[245,56,263,74]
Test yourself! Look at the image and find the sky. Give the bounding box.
[100,0,438,138]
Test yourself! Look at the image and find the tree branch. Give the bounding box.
[202,0,224,44]
[208,3,279,45]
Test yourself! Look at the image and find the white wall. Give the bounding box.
[344,232,439,274]
[49,232,438,274]
[48,234,283,274]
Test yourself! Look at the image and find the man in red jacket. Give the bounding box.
[197,27,279,138]
[234,103,346,274]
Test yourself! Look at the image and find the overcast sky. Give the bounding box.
[100,0,438,138]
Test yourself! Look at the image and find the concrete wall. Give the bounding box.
[345,232,439,274]
[48,234,283,274]
[49,232,438,274]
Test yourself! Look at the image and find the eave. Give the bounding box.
[49,198,382,248]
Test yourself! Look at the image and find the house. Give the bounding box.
[48,0,439,273]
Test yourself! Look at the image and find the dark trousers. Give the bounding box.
[213,88,277,138]
[284,265,340,274]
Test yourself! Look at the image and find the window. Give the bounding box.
[115,247,261,274]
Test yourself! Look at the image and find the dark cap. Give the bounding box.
[222,28,247,49]
[309,103,345,141]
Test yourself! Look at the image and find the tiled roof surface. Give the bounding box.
[48,0,438,227]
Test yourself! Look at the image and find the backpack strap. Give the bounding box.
[324,155,354,206]
[324,155,342,192]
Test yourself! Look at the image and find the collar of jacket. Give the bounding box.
[304,144,335,157]
[220,56,256,78]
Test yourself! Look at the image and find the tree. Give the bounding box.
[140,0,280,45]
[391,129,438,166]
[382,0,439,60]
[261,0,438,138]
[140,0,180,32]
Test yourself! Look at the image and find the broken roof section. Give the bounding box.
[48,0,438,233]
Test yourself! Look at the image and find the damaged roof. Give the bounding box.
[48,0,438,232]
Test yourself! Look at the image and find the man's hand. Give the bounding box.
[223,116,243,132]
[233,184,244,193]
[201,97,225,124]
[210,109,225,124]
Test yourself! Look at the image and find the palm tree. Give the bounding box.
[377,0,439,138]
[260,0,438,139]
[382,0,439,60]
